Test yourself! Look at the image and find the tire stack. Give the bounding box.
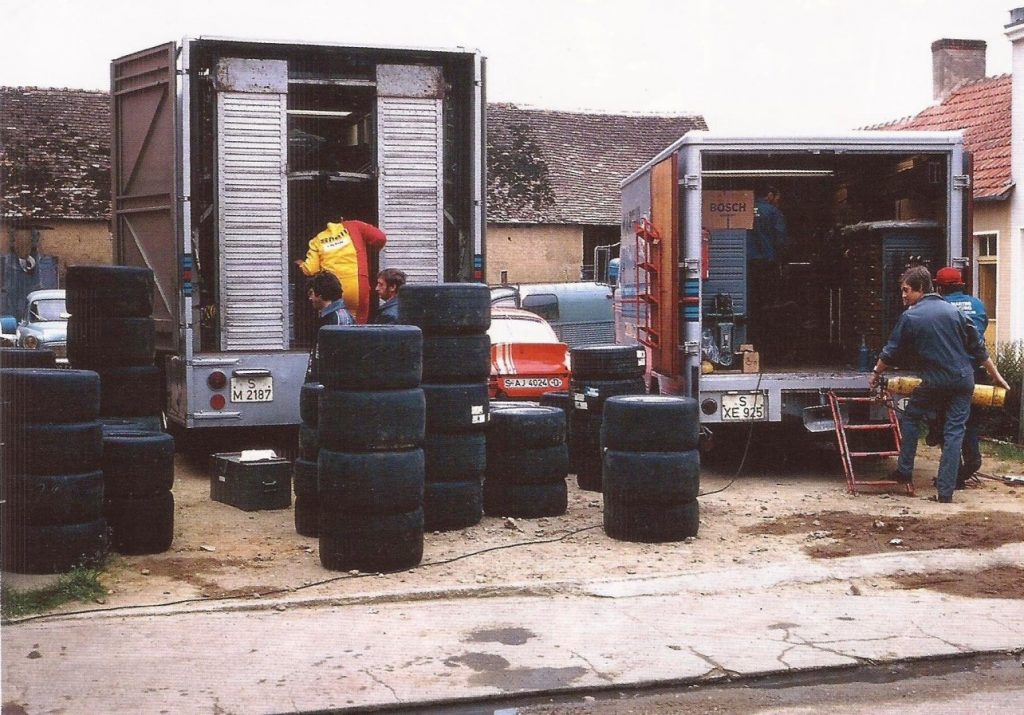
[0,368,108,573]
[101,431,175,554]
[0,348,57,369]
[293,382,324,537]
[315,325,425,571]
[483,406,569,518]
[399,284,491,532]
[601,395,701,542]
[568,345,647,492]
[539,390,572,462]
[66,266,163,431]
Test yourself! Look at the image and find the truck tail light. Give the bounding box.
[210,394,226,410]
[208,371,226,390]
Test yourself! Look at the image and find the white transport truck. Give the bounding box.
[616,131,971,433]
[111,38,485,431]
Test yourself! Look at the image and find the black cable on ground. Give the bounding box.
[698,367,764,497]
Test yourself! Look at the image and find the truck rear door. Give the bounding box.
[111,42,180,351]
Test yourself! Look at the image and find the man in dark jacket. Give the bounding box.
[868,266,1008,502]
[372,268,406,324]
[305,271,354,382]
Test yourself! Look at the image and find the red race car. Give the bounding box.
[487,308,570,400]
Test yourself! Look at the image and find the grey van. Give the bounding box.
[490,282,615,348]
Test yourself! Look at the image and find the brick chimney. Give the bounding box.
[1005,9,1024,342]
[931,38,987,102]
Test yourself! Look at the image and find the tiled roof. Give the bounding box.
[487,103,707,224]
[1,87,111,221]
[870,75,1011,201]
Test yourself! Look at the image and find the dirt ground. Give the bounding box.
[11,439,1024,614]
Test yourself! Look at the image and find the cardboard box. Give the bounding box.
[742,350,760,374]
[211,452,292,511]
[703,190,755,230]
[895,198,932,220]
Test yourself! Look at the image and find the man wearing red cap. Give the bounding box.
[935,266,989,485]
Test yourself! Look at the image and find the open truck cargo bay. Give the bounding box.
[616,131,969,425]
[111,37,484,429]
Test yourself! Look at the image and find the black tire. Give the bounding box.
[317,325,423,390]
[489,400,539,411]
[98,415,164,434]
[298,423,320,461]
[601,395,700,452]
[423,480,483,531]
[318,388,425,451]
[97,365,163,417]
[0,368,100,423]
[397,284,491,335]
[0,348,56,369]
[299,383,324,427]
[101,431,175,497]
[603,450,700,505]
[424,432,486,482]
[483,479,568,518]
[604,499,699,543]
[576,467,603,492]
[488,406,566,450]
[3,421,103,475]
[2,470,104,525]
[423,382,490,433]
[1,518,109,574]
[294,494,319,537]
[318,449,424,516]
[65,265,155,318]
[570,344,646,380]
[539,391,571,412]
[68,316,155,368]
[292,458,319,498]
[422,334,490,382]
[319,508,424,572]
[570,377,646,413]
[104,491,174,555]
[487,444,569,485]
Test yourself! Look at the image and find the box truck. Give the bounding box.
[111,37,485,430]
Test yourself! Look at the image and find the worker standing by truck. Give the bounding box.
[372,268,407,325]
[295,218,387,324]
[748,185,787,360]
[304,272,354,383]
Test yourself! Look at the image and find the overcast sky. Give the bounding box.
[1,0,1019,132]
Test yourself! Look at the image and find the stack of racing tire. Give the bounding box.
[1,368,109,573]
[483,406,569,518]
[100,430,175,554]
[66,266,163,432]
[293,382,324,537]
[399,284,491,532]
[568,345,647,491]
[0,348,56,369]
[315,325,425,571]
[601,395,701,542]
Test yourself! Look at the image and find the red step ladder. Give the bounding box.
[827,390,912,496]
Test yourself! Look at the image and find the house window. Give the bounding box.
[974,232,997,330]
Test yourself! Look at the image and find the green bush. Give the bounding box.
[979,340,1023,440]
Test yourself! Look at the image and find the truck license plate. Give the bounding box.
[231,376,274,403]
[721,392,766,421]
[502,377,564,389]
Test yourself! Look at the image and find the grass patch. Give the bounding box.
[982,439,1024,463]
[1,566,105,619]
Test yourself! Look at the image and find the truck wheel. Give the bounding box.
[101,431,175,497]
[424,432,486,482]
[3,421,103,476]
[317,325,423,390]
[294,494,319,537]
[68,317,155,368]
[601,395,700,452]
[319,508,424,572]
[98,365,163,417]
[318,388,425,451]
[604,499,699,543]
[292,458,318,498]
[2,470,104,525]
[0,348,56,369]
[422,334,491,382]
[0,368,100,423]
[486,444,569,485]
[318,448,424,516]
[1,518,109,574]
[423,383,490,433]
[603,449,700,505]
[483,479,568,518]
[299,383,323,427]
[569,345,645,380]
[298,423,320,461]
[488,406,566,450]
[397,284,491,335]
[539,390,571,412]
[66,265,155,318]
[105,491,174,555]
[569,377,647,413]
[423,480,483,531]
